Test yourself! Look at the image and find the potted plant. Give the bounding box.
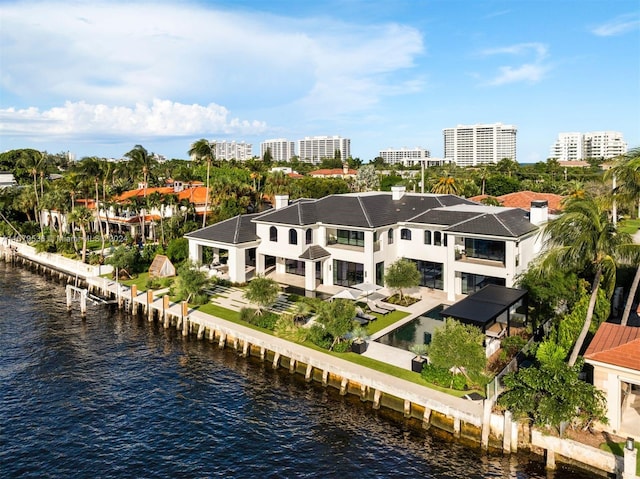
[348,326,370,354]
[410,343,429,372]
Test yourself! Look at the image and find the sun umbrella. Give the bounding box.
[352,282,382,301]
[330,289,361,301]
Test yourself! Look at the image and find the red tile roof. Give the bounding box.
[309,168,357,177]
[584,323,640,371]
[469,191,565,214]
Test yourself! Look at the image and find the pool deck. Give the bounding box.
[364,288,454,370]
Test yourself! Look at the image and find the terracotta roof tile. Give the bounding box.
[584,323,640,371]
[469,191,565,214]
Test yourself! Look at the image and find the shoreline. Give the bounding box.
[1,237,629,478]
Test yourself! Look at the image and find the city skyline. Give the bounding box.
[1,0,638,163]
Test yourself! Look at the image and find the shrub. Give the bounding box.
[332,341,352,353]
[251,311,279,330]
[421,364,467,390]
[166,238,189,264]
[307,324,332,349]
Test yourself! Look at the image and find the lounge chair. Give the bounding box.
[366,303,389,315]
[356,308,376,322]
[373,301,395,312]
[353,316,369,326]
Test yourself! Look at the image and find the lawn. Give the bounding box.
[365,310,410,334]
[600,441,639,475]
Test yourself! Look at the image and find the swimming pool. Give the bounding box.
[376,304,446,351]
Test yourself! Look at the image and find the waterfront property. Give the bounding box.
[186,187,545,301]
[584,322,640,442]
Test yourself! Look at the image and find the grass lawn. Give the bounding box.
[619,218,640,235]
[366,310,410,335]
[600,442,639,475]
[120,272,151,292]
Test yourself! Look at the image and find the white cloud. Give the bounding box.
[0,99,267,138]
[479,42,550,86]
[592,13,640,36]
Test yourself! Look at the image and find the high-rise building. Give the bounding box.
[443,123,517,166]
[378,147,431,167]
[551,131,627,161]
[297,136,351,164]
[213,141,254,161]
[260,139,295,162]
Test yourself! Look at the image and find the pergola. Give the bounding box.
[440,284,528,337]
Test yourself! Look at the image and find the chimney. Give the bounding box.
[391,185,406,200]
[274,194,289,210]
[173,181,184,193]
[530,200,548,225]
[342,163,348,175]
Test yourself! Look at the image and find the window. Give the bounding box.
[305,229,312,245]
[400,228,412,240]
[289,229,297,245]
[464,238,506,263]
[336,229,364,247]
[424,230,431,245]
[387,229,394,244]
[434,231,442,246]
[270,226,277,242]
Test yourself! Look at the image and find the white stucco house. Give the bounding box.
[186,186,546,300]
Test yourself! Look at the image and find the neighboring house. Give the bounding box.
[584,322,640,441]
[308,165,357,179]
[94,181,209,239]
[470,191,565,215]
[0,171,17,188]
[186,186,544,301]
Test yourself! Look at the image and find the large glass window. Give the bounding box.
[376,261,385,286]
[424,230,431,245]
[286,259,305,276]
[333,260,364,287]
[461,273,505,294]
[387,229,394,244]
[305,229,312,245]
[400,228,412,240]
[409,259,443,290]
[270,226,277,242]
[336,229,364,247]
[434,231,442,246]
[464,238,505,263]
[289,229,297,245]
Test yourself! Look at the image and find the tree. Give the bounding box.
[353,165,380,192]
[188,139,216,227]
[124,145,157,194]
[384,258,421,305]
[541,196,637,366]
[498,341,607,434]
[605,147,640,326]
[174,261,209,303]
[243,275,281,315]
[18,149,46,235]
[428,319,486,386]
[316,299,356,350]
[430,174,458,194]
[496,158,519,178]
[68,206,93,263]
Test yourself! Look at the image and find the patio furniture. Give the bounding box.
[356,307,376,322]
[373,301,395,312]
[366,302,389,315]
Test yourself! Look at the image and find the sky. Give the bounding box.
[1,0,639,163]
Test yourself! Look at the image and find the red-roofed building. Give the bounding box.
[309,164,357,179]
[470,191,565,215]
[584,322,640,440]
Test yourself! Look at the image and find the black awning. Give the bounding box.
[440,284,527,330]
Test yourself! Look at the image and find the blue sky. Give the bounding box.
[1,0,638,163]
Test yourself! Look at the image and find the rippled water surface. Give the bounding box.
[0,264,598,478]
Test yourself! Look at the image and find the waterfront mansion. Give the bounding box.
[186,186,547,300]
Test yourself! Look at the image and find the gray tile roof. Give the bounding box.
[444,208,537,237]
[299,245,330,260]
[185,213,261,244]
[254,193,476,228]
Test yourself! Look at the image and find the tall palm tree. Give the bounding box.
[124,145,156,196]
[68,206,93,263]
[431,174,458,194]
[188,139,216,227]
[77,157,107,255]
[606,147,640,325]
[18,150,45,235]
[541,196,636,365]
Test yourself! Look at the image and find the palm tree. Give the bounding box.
[188,139,216,227]
[562,180,586,199]
[18,150,45,235]
[124,145,156,195]
[69,206,93,263]
[431,174,458,194]
[77,157,107,255]
[606,147,640,325]
[541,196,637,365]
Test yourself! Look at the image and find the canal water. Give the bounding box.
[0,264,598,478]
